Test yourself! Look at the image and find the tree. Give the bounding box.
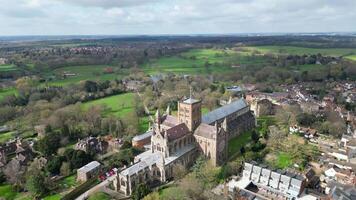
[46,156,63,175]
[26,170,48,197]
[60,162,71,176]
[240,147,246,155]
[0,171,6,185]
[297,113,316,127]
[172,164,187,180]
[143,192,160,200]
[251,130,260,143]
[36,132,61,157]
[0,106,17,123]
[3,159,26,187]
[132,184,151,200]
[64,149,93,169]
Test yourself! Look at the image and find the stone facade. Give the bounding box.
[114,96,255,196]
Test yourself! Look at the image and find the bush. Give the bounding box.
[132,184,151,200]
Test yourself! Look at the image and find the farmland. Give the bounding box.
[345,55,356,61]
[0,87,17,101]
[142,48,266,75]
[82,93,136,118]
[47,65,128,86]
[0,131,16,143]
[243,45,356,57]
[0,64,18,72]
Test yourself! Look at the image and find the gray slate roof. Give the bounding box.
[132,130,153,142]
[202,98,248,124]
[78,161,101,173]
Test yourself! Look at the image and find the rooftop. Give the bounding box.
[202,98,248,124]
[183,98,200,104]
[132,130,153,142]
[78,161,101,173]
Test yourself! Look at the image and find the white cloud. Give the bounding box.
[0,0,355,35]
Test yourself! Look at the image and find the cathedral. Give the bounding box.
[114,96,255,196]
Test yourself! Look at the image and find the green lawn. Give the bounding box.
[82,93,135,117]
[159,186,186,200]
[82,93,149,132]
[88,192,111,200]
[142,48,265,75]
[228,131,252,157]
[43,194,61,200]
[59,174,78,189]
[46,65,127,86]
[345,55,356,61]
[0,64,18,72]
[0,131,15,144]
[0,87,18,101]
[243,46,356,57]
[0,185,17,200]
[276,152,293,169]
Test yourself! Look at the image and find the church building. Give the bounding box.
[114,95,255,196]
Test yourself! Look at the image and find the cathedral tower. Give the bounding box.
[178,94,202,131]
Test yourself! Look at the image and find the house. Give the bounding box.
[77,161,101,182]
[328,184,356,200]
[75,136,108,154]
[132,130,153,149]
[241,162,306,199]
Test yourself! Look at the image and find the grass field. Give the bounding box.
[43,194,61,200]
[48,65,127,86]
[276,152,293,169]
[0,184,17,200]
[142,49,266,75]
[243,46,356,57]
[0,87,17,101]
[59,174,78,189]
[345,55,356,61]
[82,93,150,132]
[0,64,18,72]
[0,131,15,144]
[88,192,111,200]
[228,131,252,157]
[82,93,135,117]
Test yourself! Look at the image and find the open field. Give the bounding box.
[276,152,293,169]
[59,174,78,189]
[0,131,15,144]
[142,49,266,75]
[43,194,61,200]
[82,93,150,132]
[243,46,356,57]
[0,64,18,72]
[0,184,17,200]
[48,65,127,86]
[345,55,356,61]
[0,87,17,101]
[82,93,135,117]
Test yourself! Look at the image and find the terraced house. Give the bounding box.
[114,96,256,196]
[243,162,306,199]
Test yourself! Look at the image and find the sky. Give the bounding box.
[0,0,356,35]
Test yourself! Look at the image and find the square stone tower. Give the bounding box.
[178,97,202,131]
